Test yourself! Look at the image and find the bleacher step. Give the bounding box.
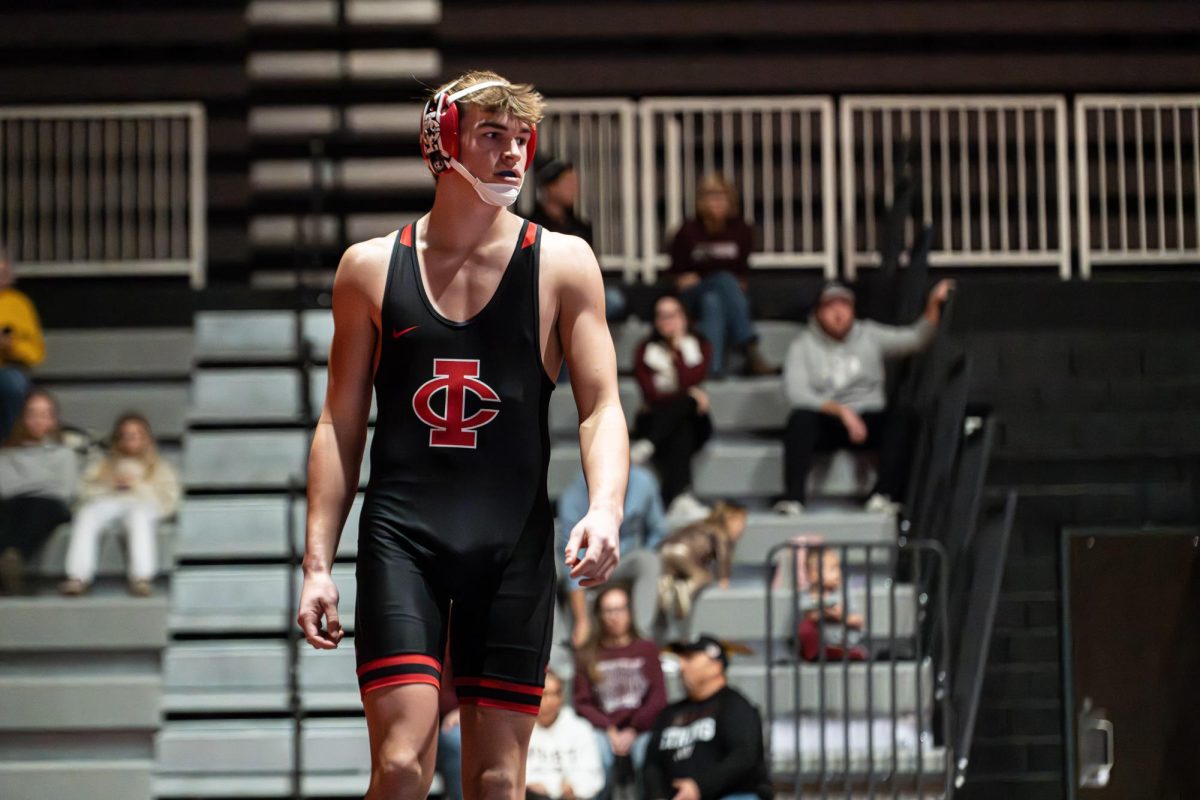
[0,758,153,800]
[0,592,168,651]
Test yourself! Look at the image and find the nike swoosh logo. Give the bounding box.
[392,325,419,339]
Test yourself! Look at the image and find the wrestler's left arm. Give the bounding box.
[547,232,628,587]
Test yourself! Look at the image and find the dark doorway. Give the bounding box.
[1062,529,1200,800]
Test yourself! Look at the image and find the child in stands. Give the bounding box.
[798,547,867,661]
[59,412,179,597]
[657,501,747,619]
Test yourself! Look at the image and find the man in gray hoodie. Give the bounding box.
[776,279,953,515]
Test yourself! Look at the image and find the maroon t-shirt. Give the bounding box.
[668,218,754,278]
[573,638,668,732]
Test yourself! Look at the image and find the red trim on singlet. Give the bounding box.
[454,676,544,697]
[399,224,413,247]
[360,673,441,695]
[457,696,540,715]
[357,653,442,677]
[521,223,538,249]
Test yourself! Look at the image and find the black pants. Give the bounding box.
[635,395,713,506]
[0,494,72,559]
[783,408,913,504]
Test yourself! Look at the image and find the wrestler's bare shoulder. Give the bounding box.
[538,229,601,289]
[332,233,396,300]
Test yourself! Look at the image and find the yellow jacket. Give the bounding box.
[0,288,45,368]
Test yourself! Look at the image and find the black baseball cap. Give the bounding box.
[667,634,733,668]
[537,158,573,186]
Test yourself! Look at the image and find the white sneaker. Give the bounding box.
[772,499,805,517]
[630,439,656,465]
[865,493,901,515]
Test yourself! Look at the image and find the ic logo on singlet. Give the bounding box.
[411,359,501,448]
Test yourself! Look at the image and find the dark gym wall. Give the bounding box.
[0,1,250,280]
[441,0,1200,95]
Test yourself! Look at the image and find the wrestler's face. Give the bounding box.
[458,105,533,186]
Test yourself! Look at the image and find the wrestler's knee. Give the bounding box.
[476,765,519,800]
[372,740,426,796]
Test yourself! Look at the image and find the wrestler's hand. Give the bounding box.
[565,508,621,588]
[297,571,344,649]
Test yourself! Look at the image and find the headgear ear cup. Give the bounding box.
[420,79,537,177]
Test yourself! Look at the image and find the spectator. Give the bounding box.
[526,668,606,800]
[776,279,953,516]
[558,465,667,646]
[59,413,180,597]
[644,634,771,800]
[667,174,774,378]
[573,585,668,798]
[630,294,713,513]
[0,243,46,442]
[658,501,747,620]
[0,390,79,594]
[798,547,866,662]
[531,159,593,245]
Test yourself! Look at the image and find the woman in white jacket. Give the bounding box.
[526,669,605,800]
[59,412,179,597]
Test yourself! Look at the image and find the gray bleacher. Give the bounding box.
[157,309,935,796]
[0,327,191,799]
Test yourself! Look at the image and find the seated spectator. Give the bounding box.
[0,390,79,594]
[0,243,46,441]
[531,159,594,245]
[558,465,667,646]
[776,279,953,516]
[527,668,606,800]
[798,547,866,662]
[645,635,771,800]
[657,502,747,620]
[631,294,713,513]
[59,412,180,597]
[667,174,774,378]
[573,585,668,798]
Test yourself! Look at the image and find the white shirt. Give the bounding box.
[526,706,606,799]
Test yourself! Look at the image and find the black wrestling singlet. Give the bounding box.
[353,219,557,713]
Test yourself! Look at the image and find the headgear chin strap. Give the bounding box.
[421,79,537,207]
[448,158,522,207]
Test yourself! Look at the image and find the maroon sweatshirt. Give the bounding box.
[573,638,668,732]
[668,218,754,278]
[633,336,713,407]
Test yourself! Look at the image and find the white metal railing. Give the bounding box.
[1075,95,1200,279]
[0,103,207,287]
[639,97,837,282]
[527,99,638,280]
[840,96,1071,279]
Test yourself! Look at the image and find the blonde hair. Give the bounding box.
[95,412,162,480]
[696,173,740,219]
[431,70,544,126]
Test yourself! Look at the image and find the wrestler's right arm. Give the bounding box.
[297,242,382,650]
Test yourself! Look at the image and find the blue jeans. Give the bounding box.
[679,271,757,377]
[437,723,463,800]
[0,367,30,442]
[594,728,651,799]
